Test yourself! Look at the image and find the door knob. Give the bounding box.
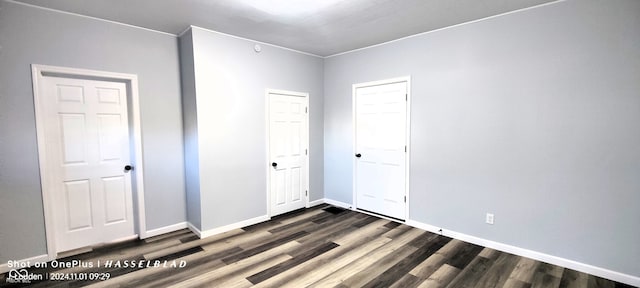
[124,165,133,171]
[272,162,277,167]
[355,153,361,158]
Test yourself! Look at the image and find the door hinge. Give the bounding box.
[305,107,308,114]
[404,196,407,203]
[406,94,408,101]
[405,145,407,152]
[305,149,308,155]
[306,190,308,196]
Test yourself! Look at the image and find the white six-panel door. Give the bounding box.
[41,76,135,252]
[269,91,308,217]
[355,80,408,220]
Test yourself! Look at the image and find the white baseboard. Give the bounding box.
[307,198,325,207]
[143,222,188,239]
[323,198,353,209]
[0,254,49,274]
[188,215,270,239]
[406,220,640,287]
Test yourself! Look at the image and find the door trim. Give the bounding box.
[265,89,310,218]
[31,64,147,261]
[352,76,411,221]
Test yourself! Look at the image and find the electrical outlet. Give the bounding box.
[486,213,494,225]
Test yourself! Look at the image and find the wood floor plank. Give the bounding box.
[277,237,392,288]
[533,261,564,278]
[153,246,204,262]
[4,207,630,288]
[352,214,381,227]
[407,232,441,248]
[238,222,316,250]
[587,275,617,288]
[388,274,424,288]
[199,230,269,252]
[126,231,299,287]
[296,209,344,225]
[242,205,324,232]
[560,269,590,288]
[504,279,534,288]
[246,241,339,284]
[384,221,402,229]
[531,273,562,288]
[277,207,327,224]
[201,278,254,288]
[362,235,451,288]
[89,249,234,287]
[142,228,244,260]
[307,228,426,288]
[409,239,466,279]
[478,247,499,259]
[503,258,541,287]
[259,208,325,236]
[35,236,187,277]
[167,241,299,288]
[417,264,461,288]
[198,225,315,288]
[446,242,484,269]
[337,241,419,287]
[185,254,291,288]
[267,212,322,234]
[384,222,412,239]
[178,234,200,243]
[333,219,390,245]
[267,209,336,233]
[293,211,363,245]
[130,253,234,287]
[445,253,495,288]
[97,242,248,287]
[253,221,394,288]
[236,214,324,249]
[221,230,309,264]
[530,262,564,288]
[472,252,521,288]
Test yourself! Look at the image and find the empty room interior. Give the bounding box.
[0,0,639,287]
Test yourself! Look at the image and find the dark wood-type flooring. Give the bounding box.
[0,205,635,287]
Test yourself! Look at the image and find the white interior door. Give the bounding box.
[355,80,408,220]
[269,91,308,217]
[40,76,135,252]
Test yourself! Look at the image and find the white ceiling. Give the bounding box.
[14,0,558,56]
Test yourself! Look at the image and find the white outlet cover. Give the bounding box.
[486,213,494,225]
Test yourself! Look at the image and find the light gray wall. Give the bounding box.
[324,0,640,278]
[0,1,186,263]
[187,27,324,230]
[179,29,202,230]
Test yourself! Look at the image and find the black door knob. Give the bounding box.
[272,162,277,167]
[355,153,361,158]
[124,165,133,171]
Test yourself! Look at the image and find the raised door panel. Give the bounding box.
[97,114,123,162]
[59,114,88,166]
[102,176,127,224]
[63,180,93,231]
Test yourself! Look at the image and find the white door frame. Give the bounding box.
[31,64,147,260]
[352,76,411,222]
[265,89,310,217]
